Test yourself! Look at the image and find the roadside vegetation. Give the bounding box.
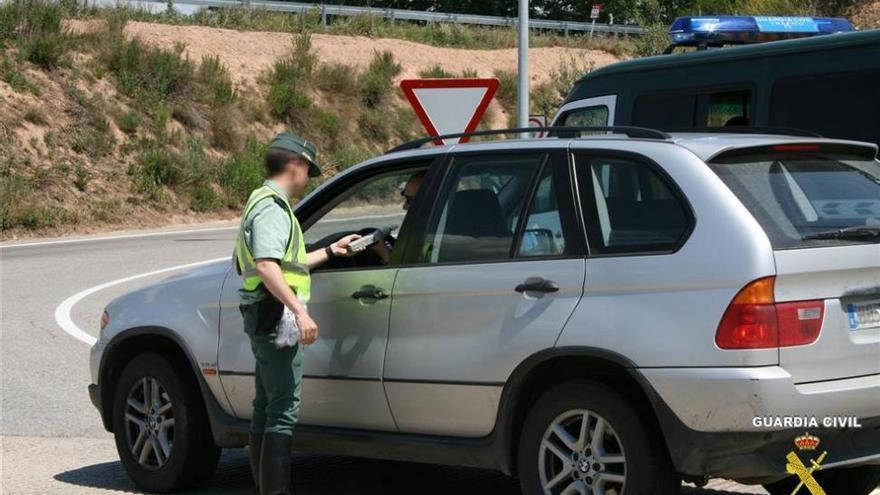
[4,0,873,236]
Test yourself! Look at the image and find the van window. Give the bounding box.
[561,106,609,127]
[707,91,750,127]
[632,92,695,128]
[709,149,880,249]
[770,70,880,145]
[575,154,691,254]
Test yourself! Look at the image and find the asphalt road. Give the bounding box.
[0,221,872,494]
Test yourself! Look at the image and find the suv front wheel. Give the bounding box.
[518,380,680,495]
[112,352,221,492]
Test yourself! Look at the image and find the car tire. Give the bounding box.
[112,352,221,493]
[763,464,880,495]
[518,380,680,495]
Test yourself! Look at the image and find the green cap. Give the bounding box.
[269,132,322,177]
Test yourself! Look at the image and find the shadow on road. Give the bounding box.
[53,449,523,494]
[54,448,758,495]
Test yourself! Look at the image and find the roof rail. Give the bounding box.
[664,126,823,138]
[387,126,671,153]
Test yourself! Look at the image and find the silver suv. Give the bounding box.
[88,129,880,494]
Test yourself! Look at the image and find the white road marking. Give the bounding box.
[0,225,238,249]
[54,257,229,346]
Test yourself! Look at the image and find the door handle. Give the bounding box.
[515,277,560,294]
[351,285,388,300]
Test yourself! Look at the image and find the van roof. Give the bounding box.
[574,29,880,84]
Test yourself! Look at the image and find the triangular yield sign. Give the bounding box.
[400,78,500,145]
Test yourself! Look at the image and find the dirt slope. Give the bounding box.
[111,21,617,91]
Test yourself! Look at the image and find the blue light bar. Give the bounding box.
[668,16,855,47]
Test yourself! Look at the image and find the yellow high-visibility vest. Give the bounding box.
[234,185,311,302]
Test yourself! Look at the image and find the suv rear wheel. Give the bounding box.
[518,380,680,495]
[763,464,880,495]
[112,352,221,492]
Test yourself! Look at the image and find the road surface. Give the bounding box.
[0,221,873,494]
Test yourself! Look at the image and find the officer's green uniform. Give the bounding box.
[234,133,322,439]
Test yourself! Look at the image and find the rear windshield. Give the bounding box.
[709,150,880,249]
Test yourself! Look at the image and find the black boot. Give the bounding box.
[259,432,292,495]
[248,432,264,493]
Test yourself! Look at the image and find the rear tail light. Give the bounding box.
[715,277,825,350]
[777,301,824,347]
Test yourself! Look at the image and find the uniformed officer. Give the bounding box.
[234,132,361,495]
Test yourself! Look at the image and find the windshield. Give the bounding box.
[709,150,880,249]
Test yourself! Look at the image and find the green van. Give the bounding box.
[552,28,880,146]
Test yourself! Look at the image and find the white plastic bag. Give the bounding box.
[273,306,301,348]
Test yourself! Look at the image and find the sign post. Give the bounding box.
[590,3,603,37]
[400,78,500,145]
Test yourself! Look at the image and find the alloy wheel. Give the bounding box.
[124,376,175,470]
[538,409,626,495]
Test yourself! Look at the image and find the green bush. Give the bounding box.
[359,50,400,108]
[493,69,517,113]
[634,23,669,58]
[73,163,90,191]
[197,54,236,107]
[191,182,219,212]
[106,37,194,101]
[209,105,244,151]
[0,0,68,69]
[0,56,36,93]
[418,64,454,79]
[117,110,139,135]
[266,33,316,120]
[314,63,357,96]
[20,31,66,69]
[219,137,266,206]
[314,108,342,138]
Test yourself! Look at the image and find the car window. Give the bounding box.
[576,154,690,254]
[561,106,609,127]
[421,153,544,264]
[709,149,880,249]
[305,168,425,247]
[517,165,567,258]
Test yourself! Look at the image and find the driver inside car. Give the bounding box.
[368,170,425,264]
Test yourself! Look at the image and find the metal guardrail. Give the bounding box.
[125,0,644,36]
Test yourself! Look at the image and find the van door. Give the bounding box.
[552,95,617,127]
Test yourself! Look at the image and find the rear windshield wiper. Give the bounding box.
[802,226,880,240]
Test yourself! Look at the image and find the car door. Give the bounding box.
[216,159,433,431]
[383,147,586,437]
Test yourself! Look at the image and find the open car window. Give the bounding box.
[304,166,429,267]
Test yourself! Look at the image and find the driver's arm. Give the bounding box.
[306,233,362,268]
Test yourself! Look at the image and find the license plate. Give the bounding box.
[847,301,880,330]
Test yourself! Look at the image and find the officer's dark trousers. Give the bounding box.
[243,304,304,436]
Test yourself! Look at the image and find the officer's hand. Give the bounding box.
[331,234,363,258]
[296,312,319,345]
